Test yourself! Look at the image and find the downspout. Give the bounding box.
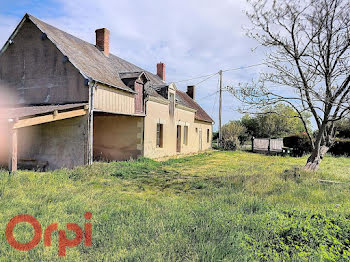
[142,89,149,158]
[88,79,96,165]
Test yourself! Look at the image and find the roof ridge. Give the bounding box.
[4,13,213,123]
[27,14,94,48]
[25,14,134,92]
[109,53,164,83]
[28,14,164,85]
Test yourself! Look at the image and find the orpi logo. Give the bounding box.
[5,212,92,256]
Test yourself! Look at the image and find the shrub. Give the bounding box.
[222,139,238,151]
[283,133,312,157]
[221,121,246,150]
[329,139,350,156]
[335,120,350,138]
[240,105,312,139]
[212,131,219,141]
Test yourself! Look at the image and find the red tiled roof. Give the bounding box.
[176,91,214,123]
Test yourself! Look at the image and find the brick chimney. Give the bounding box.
[95,28,110,57]
[187,85,195,100]
[157,62,165,81]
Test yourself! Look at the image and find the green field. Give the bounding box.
[1,151,350,261]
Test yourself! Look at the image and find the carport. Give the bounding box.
[0,103,88,172]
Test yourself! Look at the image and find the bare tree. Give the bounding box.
[232,0,350,171]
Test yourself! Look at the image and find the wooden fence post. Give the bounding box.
[251,137,254,152]
[9,128,18,173]
[268,138,271,154]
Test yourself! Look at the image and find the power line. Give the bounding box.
[197,90,220,101]
[172,62,265,86]
[222,62,266,73]
[173,72,218,84]
[193,72,219,86]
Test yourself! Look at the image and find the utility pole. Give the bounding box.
[218,70,223,147]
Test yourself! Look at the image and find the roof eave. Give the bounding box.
[195,117,214,124]
[94,79,137,94]
[27,14,91,81]
[0,14,28,56]
[4,14,136,95]
[175,103,197,113]
[29,15,136,94]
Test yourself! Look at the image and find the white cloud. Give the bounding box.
[0,0,265,129]
[0,14,21,48]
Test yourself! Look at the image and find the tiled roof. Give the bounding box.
[27,14,165,94]
[3,14,213,124]
[119,71,144,80]
[176,91,214,123]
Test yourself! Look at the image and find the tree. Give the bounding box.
[241,104,311,138]
[240,114,260,138]
[221,121,247,149]
[232,0,350,171]
[334,118,350,138]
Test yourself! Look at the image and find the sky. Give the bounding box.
[0,0,266,130]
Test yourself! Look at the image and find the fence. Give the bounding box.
[252,138,284,153]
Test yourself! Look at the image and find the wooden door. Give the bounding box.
[177,125,181,153]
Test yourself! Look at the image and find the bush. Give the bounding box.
[283,133,312,157]
[335,120,350,138]
[329,139,350,156]
[212,131,219,141]
[221,121,246,150]
[221,139,238,151]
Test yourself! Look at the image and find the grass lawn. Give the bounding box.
[1,151,350,261]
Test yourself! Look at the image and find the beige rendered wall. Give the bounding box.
[0,115,88,170]
[143,100,212,159]
[36,115,88,169]
[93,114,143,161]
[94,84,136,115]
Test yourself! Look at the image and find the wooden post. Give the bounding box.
[9,128,18,172]
[218,70,223,148]
[268,138,271,154]
[251,137,254,152]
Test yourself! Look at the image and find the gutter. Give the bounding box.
[146,95,170,105]
[175,103,197,113]
[94,79,137,94]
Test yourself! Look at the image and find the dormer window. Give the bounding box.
[119,71,149,114]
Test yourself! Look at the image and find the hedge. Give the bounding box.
[329,139,350,156]
[283,134,312,157]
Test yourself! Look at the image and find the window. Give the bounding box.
[183,126,188,145]
[169,93,175,117]
[207,129,210,143]
[156,123,163,148]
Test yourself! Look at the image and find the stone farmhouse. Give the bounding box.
[0,14,214,171]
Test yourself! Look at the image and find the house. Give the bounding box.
[0,14,214,171]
